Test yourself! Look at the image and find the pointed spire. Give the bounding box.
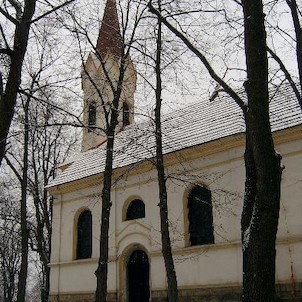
[96,0,123,58]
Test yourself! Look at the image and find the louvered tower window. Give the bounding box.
[123,102,130,127]
[88,102,96,132]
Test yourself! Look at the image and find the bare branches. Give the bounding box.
[0,0,36,167]
[7,0,22,20]
[0,6,18,24]
[148,2,246,111]
[31,0,76,24]
[285,0,302,96]
[267,46,302,109]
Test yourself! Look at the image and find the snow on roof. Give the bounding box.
[48,84,302,188]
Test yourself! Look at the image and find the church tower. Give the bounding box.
[81,0,137,152]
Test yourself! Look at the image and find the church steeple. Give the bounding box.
[96,0,123,58]
[80,0,137,152]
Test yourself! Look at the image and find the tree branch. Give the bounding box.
[0,24,12,52]
[4,155,23,184]
[0,48,13,56]
[31,0,76,23]
[7,0,22,20]
[148,2,246,111]
[267,46,302,109]
[0,7,18,25]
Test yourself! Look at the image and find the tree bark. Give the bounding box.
[241,1,282,301]
[154,4,179,301]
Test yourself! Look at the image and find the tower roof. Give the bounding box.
[96,0,123,58]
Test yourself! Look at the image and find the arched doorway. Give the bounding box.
[127,249,150,302]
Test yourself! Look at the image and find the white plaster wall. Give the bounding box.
[50,201,62,264]
[49,136,302,296]
[276,241,302,282]
[277,142,302,238]
[174,245,242,287]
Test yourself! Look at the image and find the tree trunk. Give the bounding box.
[286,0,302,93]
[95,126,115,302]
[95,55,127,302]
[0,0,36,166]
[16,99,30,302]
[154,4,179,301]
[241,1,282,301]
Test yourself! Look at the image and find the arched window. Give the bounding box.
[88,102,96,131]
[122,102,130,127]
[187,186,214,246]
[126,199,145,221]
[76,210,92,259]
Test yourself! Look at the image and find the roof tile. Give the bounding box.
[48,84,302,188]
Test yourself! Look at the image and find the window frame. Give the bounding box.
[125,199,145,221]
[186,185,214,247]
[76,209,92,260]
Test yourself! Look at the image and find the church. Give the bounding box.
[47,0,302,301]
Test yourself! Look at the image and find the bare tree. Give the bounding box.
[153,1,178,300]
[4,91,31,302]
[148,0,284,300]
[27,97,78,302]
[0,0,77,167]
[2,38,80,301]
[64,1,147,301]
[0,189,21,302]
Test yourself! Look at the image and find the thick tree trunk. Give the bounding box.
[0,0,36,166]
[154,6,179,301]
[241,1,282,301]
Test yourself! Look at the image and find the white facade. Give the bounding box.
[48,123,302,301]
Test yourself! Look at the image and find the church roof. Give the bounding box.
[48,84,302,188]
[96,0,123,58]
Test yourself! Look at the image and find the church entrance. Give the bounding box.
[127,249,150,302]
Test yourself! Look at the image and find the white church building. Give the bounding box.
[47,0,302,301]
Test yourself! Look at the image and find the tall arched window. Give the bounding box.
[188,185,214,246]
[126,199,145,221]
[76,210,92,259]
[122,102,130,127]
[88,102,96,131]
